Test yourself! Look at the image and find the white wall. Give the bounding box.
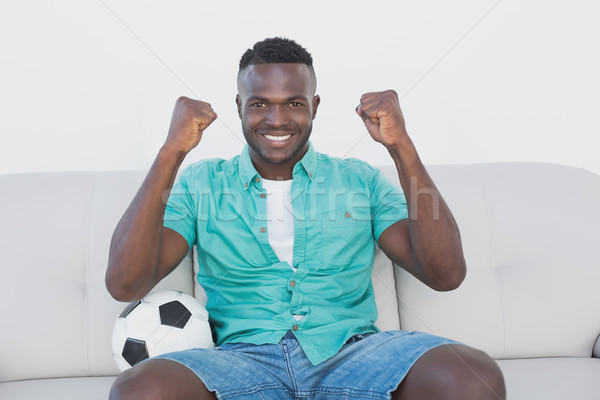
[1,0,599,175]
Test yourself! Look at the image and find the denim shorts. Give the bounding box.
[153,330,460,399]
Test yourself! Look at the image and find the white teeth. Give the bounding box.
[264,134,291,141]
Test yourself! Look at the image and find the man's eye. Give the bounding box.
[290,102,303,107]
[251,102,265,108]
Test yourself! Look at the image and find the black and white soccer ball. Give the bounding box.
[112,290,214,371]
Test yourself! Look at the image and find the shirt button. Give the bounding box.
[345,212,351,218]
[256,177,261,183]
[244,183,248,188]
[260,193,266,198]
[292,324,299,331]
[309,173,313,177]
[260,227,266,233]
[290,280,296,287]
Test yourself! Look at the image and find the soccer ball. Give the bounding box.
[112,290,214,371]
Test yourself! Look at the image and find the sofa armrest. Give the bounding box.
[594,334,600,358]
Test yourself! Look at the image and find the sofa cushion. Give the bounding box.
[0,172,194,382]
[497,358,600,400]
[0,376,115,400]
[383,163,600,359]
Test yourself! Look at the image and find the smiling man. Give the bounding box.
[106,37,505,400]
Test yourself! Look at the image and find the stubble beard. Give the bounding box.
[244,122,312,166]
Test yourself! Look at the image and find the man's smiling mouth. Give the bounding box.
[263,134,292,141]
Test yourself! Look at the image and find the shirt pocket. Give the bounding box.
[320,207,373,267]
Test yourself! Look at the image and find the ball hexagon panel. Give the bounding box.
[123,302,161,340]
[183,317,215,349]
[146,324,190,356]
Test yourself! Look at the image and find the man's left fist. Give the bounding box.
[356,90,408,149]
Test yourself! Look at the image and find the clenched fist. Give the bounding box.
[164,96,217,155]
[356,90,408,149]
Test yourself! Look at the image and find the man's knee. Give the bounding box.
[395,344,506,400]
[445,346,506,399]
[109,359,216,400]
[110,366,161,400]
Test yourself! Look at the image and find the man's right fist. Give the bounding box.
[163,96,217,155]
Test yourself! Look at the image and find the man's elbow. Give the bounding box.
[428,258,467,292]
[431,275,464,292]
[105,269,146,303]
[106,276,132,302]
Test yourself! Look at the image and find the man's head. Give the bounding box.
[236,38,320,179]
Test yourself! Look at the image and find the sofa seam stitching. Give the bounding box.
[473,164,507,359]
[83,172,99,375]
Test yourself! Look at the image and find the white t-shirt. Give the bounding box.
[261,178,296,272]
[261,178,303,321]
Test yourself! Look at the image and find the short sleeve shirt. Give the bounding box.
[164,141,408,365]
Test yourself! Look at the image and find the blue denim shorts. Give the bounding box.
[153,330,460,399]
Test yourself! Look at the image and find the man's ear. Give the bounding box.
[235,94,242,119]
[311,95,321,120]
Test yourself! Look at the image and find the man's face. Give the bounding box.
[236,63,320,177]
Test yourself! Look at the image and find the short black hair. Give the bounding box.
[238,37,314,74]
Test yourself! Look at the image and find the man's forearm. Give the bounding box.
[387,136,466,290]
[106,147,185,300]
[106,97,217,301]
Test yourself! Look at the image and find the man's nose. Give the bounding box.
[265,105,289,127]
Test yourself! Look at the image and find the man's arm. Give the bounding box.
[105,96,217,302]
[357,90,466,291]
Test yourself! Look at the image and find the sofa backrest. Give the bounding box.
[2,162,599,382]
[0,171,195,382]
[381,163,600,360]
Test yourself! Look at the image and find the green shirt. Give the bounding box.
[164,141,408,365]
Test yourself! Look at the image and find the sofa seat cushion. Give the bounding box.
[497,357,600,400]
[0,376,116,400]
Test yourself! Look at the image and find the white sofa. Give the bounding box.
[1,162,599,399]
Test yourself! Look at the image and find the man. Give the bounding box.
[106,37,506,399]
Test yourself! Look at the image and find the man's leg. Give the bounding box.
[110,359,217,400]
[392,344,506,400]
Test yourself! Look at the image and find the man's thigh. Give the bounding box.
[311,330,461,399]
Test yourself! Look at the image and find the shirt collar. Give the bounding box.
[238,141,317,191]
